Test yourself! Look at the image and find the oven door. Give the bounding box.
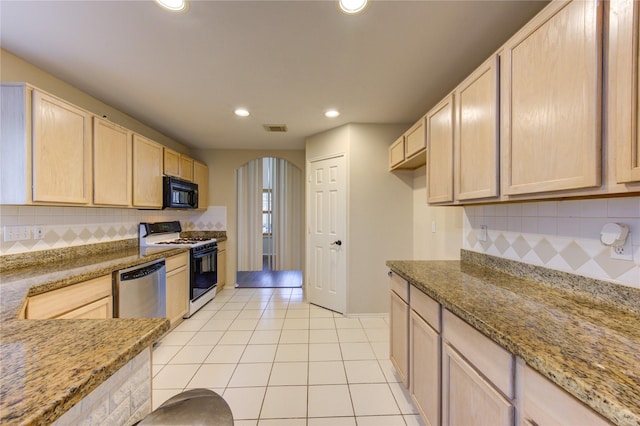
[190,246,218,302]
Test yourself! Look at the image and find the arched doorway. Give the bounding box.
[235,157,303,288]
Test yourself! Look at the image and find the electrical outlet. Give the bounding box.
[610,238,633,261]
[34,225,45,240]
[478,225,488,242]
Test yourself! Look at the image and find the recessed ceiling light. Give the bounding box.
[338,0,368,15]
[234,108,250,117]
[155,0,188,12]
[325,109,340,118]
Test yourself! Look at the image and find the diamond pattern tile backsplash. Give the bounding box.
[464,197,640,288]
[0,205,227,255]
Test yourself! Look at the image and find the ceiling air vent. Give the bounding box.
[263,124,288,132]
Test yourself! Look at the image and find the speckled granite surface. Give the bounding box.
[387,254,640,426]
[181,230,227,242]
[0,243,185,425]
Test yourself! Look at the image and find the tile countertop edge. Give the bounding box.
[385,259,640,426]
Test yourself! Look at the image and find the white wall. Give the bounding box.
[411,166,463,259]
[306,123,414,314]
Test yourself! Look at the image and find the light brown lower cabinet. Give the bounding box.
[217,241,227,290]
[389,272,409,387]
[390,278,610,426]
[442,343,514,426]
[25,274,113,319]
[165,253,189,328]
[410,309,440,426]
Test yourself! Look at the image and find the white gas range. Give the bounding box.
[140,221,218,317]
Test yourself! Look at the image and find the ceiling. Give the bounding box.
[0,0,548,151]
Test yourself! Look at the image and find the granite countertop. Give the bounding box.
[386,256,640,426]
[0,243,188,425]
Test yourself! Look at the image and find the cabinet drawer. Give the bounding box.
[518,360,610,426]
[442,309,514,398]
[166,252,189,272]
[27,274,112,319]
[390,272,409,303]
[410,286,440,332]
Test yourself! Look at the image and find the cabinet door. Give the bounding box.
[193,160,209,210]
[390,290,409,387]
[389,136,405,169]
[405,119,426,158]
[427,94,455,204]
[166,265,188,326]
[410,310,440,426]
[133,134,163,208]
[455,55,499,201]
[32,90,91,204]
[180,155,194,181]
[93,117,132,206]
[57,296,112,319]
[217,245,227,289]
[443,343,514,426]
[609,0,640,183]
[501,0,602,195]
[164,148,180,177]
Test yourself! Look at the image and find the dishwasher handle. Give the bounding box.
[120,260,166,281]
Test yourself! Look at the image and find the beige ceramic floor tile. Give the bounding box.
[308,384,354,417]
[260,386,308,419]
[223,387,266,420]
[269,362,308,386]
[186,363,236,388]
[228,363,272,387]
[308,361,347,385]
[153,364,199,389]
[349,384,401,416]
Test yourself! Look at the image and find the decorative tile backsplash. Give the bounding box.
[0,205,227,255]
[463,197,640,288]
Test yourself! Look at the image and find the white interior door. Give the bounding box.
[307,155,347,314]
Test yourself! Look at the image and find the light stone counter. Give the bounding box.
[387,251,640,426]
[0,241,188,425]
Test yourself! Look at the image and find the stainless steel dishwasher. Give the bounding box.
[114,259,167,318]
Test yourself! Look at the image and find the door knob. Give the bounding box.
[331,240,342,246]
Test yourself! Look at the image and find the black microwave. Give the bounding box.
[163,176,198,209]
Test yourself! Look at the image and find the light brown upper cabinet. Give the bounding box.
[389,136,406,170]
[609,0,640,184]
[164,147,181,177]
[389,118,426,170]
[1,84,91,206]
[93,117,132,206]
[501,0,603,196]
[133,134,163,208]
[427,94,455,204]
[164,148,195,181]
[180,155,194,181]
[193,160,209,210]
[405,119,426,159]
[455,55,500,201]
[32,90,92,204]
